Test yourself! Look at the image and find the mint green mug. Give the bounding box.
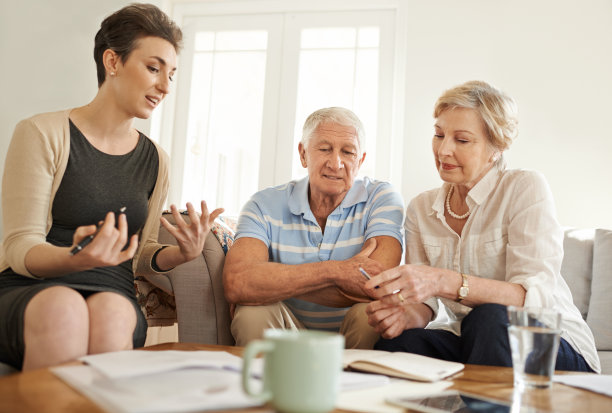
[242,329,344,413]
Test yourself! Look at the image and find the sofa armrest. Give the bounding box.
[145,213,234,345]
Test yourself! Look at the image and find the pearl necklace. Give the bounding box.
[445,185,470,220]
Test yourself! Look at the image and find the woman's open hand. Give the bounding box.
[160,201,224,263]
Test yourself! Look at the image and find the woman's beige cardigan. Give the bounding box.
[1,110,170,278]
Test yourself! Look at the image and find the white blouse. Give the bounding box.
[405,166,600,373]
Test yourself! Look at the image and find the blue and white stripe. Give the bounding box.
[236,176,404,331]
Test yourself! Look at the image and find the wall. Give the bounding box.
[400,0,612,228]
[1,0,611,235]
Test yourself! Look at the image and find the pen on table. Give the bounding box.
[359,267,379,289]
[70,207,127,256]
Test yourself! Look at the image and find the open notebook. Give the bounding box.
[344,349,464,382]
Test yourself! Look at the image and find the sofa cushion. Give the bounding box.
[586,229,612,350]
[598,351,612,375]
[561,228,595,319]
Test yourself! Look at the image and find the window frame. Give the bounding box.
[156,0,408,208]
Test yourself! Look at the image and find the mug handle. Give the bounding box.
[242,339,274,402]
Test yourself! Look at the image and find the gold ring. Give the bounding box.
[397,292,405,303]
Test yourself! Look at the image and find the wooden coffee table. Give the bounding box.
[0,342,609,413]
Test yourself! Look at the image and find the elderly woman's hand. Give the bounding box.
[366,299,433,339]
[365,299,409,339]
[364,264,442,306]
[160,201,224,263]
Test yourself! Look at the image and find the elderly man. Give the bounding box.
[223,107,404,349]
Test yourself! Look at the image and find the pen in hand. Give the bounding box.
[70,207,127,256]
[359,267,380,289]
[360,267,400,295]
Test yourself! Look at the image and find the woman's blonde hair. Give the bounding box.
[434,80,518,153]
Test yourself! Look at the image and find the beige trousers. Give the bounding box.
[230,302,379,349]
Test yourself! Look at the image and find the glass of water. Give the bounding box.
[507,306,562,389]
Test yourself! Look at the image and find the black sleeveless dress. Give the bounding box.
[0,120,159,368]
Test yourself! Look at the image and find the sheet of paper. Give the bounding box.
[553,374,612,397]
[79,350,242,379]
[336,379,453,413]
[52,364,263,413]
[58,349,399,413]
[341,371,390,391]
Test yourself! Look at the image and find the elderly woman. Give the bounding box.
[365,81,599,372]
[224,107,405,349]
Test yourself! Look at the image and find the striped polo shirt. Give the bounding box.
[235,176,404,331]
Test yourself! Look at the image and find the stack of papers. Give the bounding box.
[52,350,262,413]
[52,349,458,413]
[52,350,394,413]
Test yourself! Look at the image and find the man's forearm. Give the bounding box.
[224,259,342,305]
[294,286,363,308]
[224,236,402,306]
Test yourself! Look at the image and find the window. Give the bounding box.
[291,25,381,180]
[183,29,269,214]
[160,2,402,216]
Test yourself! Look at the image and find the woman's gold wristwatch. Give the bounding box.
[457,273,469,302]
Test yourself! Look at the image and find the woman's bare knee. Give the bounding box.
[23,286,89,370]
[87,292,137,354]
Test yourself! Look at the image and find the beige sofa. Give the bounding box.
[147,224,611,374]
[2,224,609,376]
[561,228,612,373]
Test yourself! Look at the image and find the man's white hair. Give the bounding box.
[300,107,364,150]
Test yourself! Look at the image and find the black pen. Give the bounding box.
[70,207,126,255]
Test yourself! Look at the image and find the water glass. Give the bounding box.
[507,306,562,389]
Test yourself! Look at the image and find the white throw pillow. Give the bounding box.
[586,229,612,350]
[561,228,595,319]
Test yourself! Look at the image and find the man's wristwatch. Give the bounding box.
[457,273,469,302]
